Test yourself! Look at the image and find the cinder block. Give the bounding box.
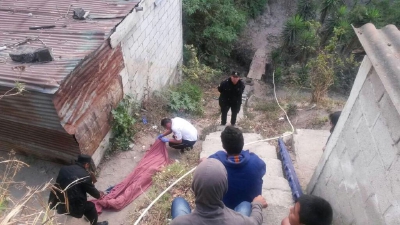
[387,157,400,200]
[349,189,369,225]
[371,115,396,170]
[365,194,386,224]
[359,80,381,127]
[367,67,385,102]
[379,93,400,143]
[384,204,400,225]
[355,116,378,165]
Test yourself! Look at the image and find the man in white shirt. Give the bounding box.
[158,117,198,152]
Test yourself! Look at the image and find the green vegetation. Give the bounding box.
[110,96,138,152]
[169,81,203,115]
[182,0,268,67]
[272,0,400,102]
[182,45,221,82]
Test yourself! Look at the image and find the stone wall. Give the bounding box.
[307,56,400,225]
[111,0,183,100]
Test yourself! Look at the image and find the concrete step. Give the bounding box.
[263,176,291,192]
[247,143,277,160]
[262,188,293,225]
[293,129,330,190]
[262,202,292,225]
[265,158,284,178]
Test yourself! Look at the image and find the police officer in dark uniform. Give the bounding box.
[49,154,108,225]
[218,71,245,126]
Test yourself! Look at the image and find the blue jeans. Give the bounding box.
[171,197,252,219]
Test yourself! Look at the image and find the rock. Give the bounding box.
[9,46,53,63]
[73,8,86,20]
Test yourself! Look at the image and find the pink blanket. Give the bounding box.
[92,139,169,213]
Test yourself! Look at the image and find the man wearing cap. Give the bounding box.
[218,71,245,126]
[49,154,107,225]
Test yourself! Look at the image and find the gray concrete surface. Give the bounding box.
[292,129,330,190]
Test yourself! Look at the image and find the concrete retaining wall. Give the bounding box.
[307,55,400,225]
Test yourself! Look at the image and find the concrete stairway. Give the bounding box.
[201,131,293,225]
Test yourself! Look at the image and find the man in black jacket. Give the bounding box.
[218,71,245,126]
[49,155,107,225]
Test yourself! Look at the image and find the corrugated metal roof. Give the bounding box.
[354,23,400,114]
[0,0,139,93]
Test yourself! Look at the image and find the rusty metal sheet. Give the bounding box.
[54,41,124,155]
[0,118,80,164]
[354,23,400,114]
[0,0,139,93]
[0,87,65,130]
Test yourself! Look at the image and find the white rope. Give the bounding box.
[133,71,295,225]
[133,167,196,225]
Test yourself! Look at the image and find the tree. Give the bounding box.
[183,0,246,66]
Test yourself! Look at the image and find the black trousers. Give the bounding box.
[80,201,98,225]
[220,103,241,125]
[169,140,196,150]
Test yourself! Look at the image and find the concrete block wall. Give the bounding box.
[307,56,400,225]
[111,0,183,100]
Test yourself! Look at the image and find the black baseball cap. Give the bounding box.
[231,71,240,77]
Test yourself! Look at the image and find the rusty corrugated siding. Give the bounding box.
[0,0,139,93]
[0,86,80,162]
[354,23,400,114]
[54,41,124,155]
[0,87,64,130]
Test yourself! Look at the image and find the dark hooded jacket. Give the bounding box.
[170,159,263,225]
[48,163,100,217]
[218,78,245,106]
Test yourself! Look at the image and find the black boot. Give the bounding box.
[97,221,108,225]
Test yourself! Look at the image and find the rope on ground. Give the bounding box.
[133,71,295,225]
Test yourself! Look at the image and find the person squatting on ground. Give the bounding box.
[48,155,108,225]
[218,71,245,126]
[170,158,268,225]
[281,195,333,225]
[158,117,198,152]
[208,125,266,210]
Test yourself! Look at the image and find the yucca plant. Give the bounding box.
[282,15,307,50]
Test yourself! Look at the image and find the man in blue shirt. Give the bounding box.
[209,126,266,213]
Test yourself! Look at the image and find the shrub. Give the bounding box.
[182,45,221,82]
[169,81,203,115]
[110,96,138,152]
